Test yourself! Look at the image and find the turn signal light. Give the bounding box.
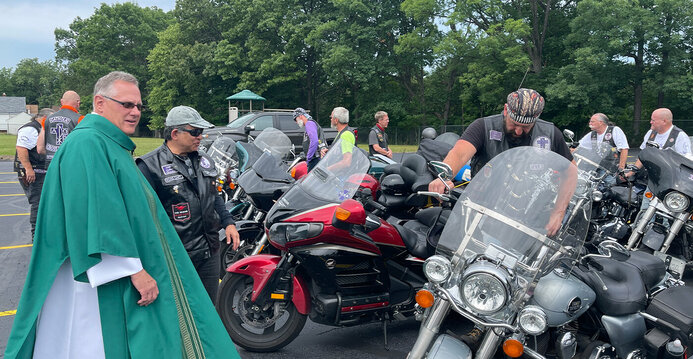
[645,192,654,199]
[229,182,236,190]
[216,185,223,192]
[335,207,352,221]
[503,339,524,358]
[415,290,434,308]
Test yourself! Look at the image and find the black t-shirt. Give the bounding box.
[460,117,573,161]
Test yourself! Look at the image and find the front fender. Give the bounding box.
[227,254,310,315]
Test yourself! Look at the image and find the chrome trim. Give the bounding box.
[298,243,379,256]
[436,286,516,332]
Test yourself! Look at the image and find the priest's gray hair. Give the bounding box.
[332,107,349,124]
[93,71,139,110]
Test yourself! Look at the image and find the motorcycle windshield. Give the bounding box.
[436,147,589,312]
[640,147,693,198]
[572,142,618,174]
[270,139,371,216]
[207,136,238,173]
[253,127,292,159]
[246,151,294,183]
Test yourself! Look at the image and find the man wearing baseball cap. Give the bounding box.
[293,107,327,171]
[137,105,240,301]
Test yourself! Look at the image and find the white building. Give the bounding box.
[0,96,27,133]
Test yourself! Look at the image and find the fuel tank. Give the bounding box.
[529,268,596,326]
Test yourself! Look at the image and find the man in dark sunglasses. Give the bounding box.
[137,105,240,301]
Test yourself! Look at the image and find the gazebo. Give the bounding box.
[225,90,266,122]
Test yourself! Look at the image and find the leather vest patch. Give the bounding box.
[172,202,191,222]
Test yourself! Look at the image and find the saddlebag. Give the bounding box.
[645,285,693,352]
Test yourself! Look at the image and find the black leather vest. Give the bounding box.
[136,144,221,261]
[45,107,81,168]
[590,126,620,166]
[470,114,556,175]
[648,126,682,150]
[14,121,46,173]
[369,125,388,155]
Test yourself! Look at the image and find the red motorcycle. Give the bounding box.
[216,139,448,352]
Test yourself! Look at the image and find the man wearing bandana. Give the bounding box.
[428,88,575,350]
[137,106,240,301]
[429,88,573,235]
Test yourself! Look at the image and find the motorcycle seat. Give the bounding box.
[624,250,666,291]
[393,220,431,260]
[576,257,648,316]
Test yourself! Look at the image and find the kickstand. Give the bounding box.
[382,318,390,351]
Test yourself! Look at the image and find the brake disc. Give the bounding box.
[237,285,286,329]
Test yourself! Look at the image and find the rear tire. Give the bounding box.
[216,273,307,352]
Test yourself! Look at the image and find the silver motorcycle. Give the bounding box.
[409,146,693,358]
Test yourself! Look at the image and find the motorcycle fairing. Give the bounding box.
[227,254,310,314]
[640,147,693,205]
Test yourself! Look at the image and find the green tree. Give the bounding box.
[10,58,63,107]
[55,3,171,122]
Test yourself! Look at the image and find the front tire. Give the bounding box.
[216,273,307,352]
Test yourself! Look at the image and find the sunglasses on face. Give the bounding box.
[177,127,204,137]
[103,95,145,111]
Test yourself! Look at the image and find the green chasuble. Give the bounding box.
[4,114,240,359]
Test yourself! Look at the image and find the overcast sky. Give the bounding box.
[0,0,176,70]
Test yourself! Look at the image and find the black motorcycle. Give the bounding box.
[626,146,693,277]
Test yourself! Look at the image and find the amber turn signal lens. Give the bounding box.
[645,192,654,199]
[335,207,351,221]
[503,339,524,358]
[415,290,434,308]
[229,182,236,190]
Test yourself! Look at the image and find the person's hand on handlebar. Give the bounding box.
[428,178,453,194]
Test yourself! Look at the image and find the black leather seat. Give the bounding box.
[575,258,648,316]
[392,207,449,260]
[623,250,666,291]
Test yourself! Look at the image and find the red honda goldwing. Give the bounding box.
[216,139,447,352]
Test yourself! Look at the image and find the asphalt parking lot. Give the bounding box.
[0,160,431,358]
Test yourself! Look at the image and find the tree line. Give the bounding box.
[2,0,693,140]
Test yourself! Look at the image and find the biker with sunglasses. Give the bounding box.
[136,106,240,301]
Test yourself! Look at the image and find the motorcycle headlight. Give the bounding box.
[423,255,451,284]
[461,267,508,315]
[268,223,323,247]
[518,305,548,335]
[664,191,689,212]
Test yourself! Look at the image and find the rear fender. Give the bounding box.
[227,254,310,315]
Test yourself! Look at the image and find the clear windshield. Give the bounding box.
[207,136,238,173]
[253,127,292,158]
[436,147,589,310]
[572,141,619,175]
[295,138,371,203]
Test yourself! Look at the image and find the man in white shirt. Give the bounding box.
[637,108,691,156]
[578,113,629,170]
[13,108,54,237]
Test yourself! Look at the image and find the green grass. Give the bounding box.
[0,133,163,158]
[1,133,417,159]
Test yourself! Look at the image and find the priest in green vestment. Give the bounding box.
[4,71,241,359]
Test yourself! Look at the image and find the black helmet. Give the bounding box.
[422,127,437,140]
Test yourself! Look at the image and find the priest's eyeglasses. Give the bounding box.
[103,95,145,111]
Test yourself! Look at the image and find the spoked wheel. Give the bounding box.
[216,273,307,352]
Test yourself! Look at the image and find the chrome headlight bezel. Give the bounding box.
[423,255,452,284]
[518,305,548,335]
[664,191,689,212]
[460,262,510,315]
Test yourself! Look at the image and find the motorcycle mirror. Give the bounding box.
[429,161,453,181]
[646,140,660,149]
[562,129,575,142]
